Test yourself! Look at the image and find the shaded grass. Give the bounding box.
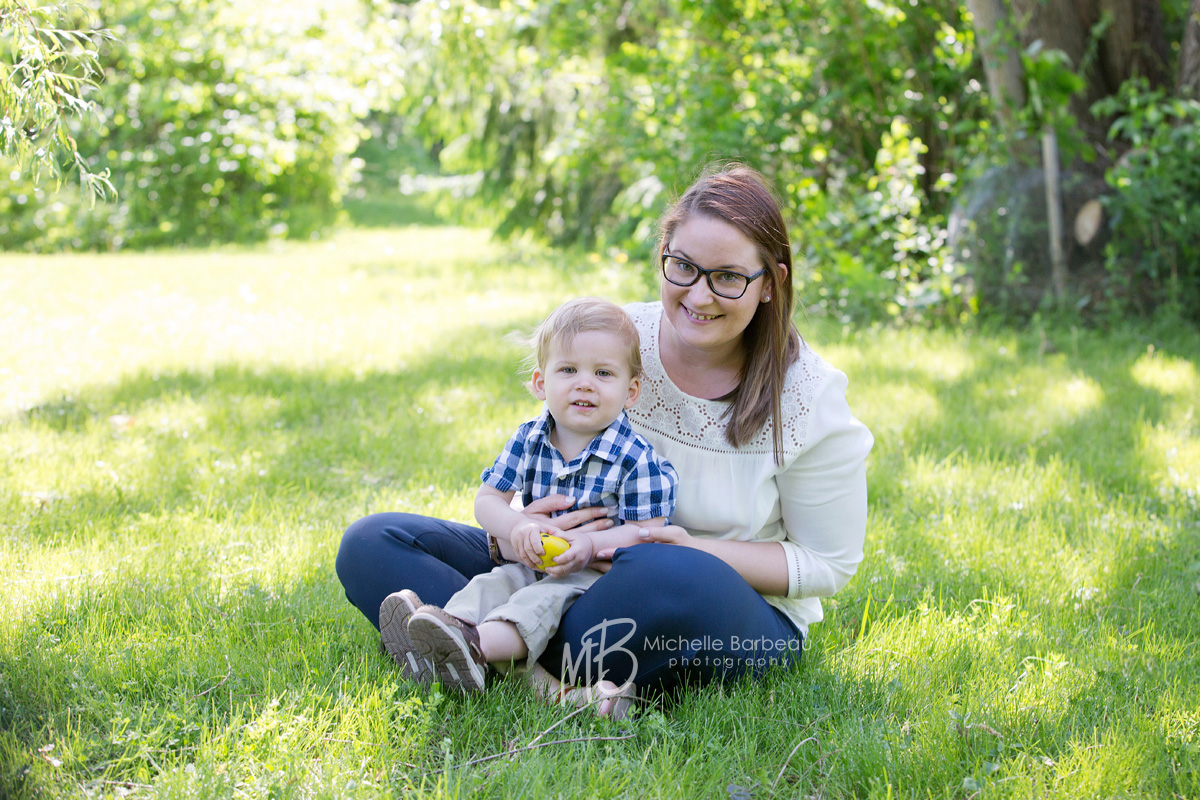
[1,228,1198,798]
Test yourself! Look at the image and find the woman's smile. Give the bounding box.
[681,304,722,322]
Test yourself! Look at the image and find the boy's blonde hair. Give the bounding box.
[521,297,643,380]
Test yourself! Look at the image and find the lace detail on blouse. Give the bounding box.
[625,302,824,457]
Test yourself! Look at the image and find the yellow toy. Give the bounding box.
[537,533,570,571]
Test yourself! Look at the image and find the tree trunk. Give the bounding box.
[1131,0,1172,88]
[1099,0,1138,92]
[1097,1,1172,90]
[966,0,1027,137]
[1180,0,1200,98]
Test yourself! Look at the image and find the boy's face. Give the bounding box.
[531,330,641,439]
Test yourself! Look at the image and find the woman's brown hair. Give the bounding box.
[656,163,801,464]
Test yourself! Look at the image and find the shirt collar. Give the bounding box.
[591,411,634,460]
[528,408,556,444]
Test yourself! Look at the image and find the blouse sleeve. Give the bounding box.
[776,368,874,599]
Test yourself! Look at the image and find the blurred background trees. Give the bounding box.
[3,0,405,249]
[3,0,1198,324]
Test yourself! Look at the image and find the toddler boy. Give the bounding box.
[379,297,677,693]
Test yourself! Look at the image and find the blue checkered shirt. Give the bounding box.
[481,410,677,523]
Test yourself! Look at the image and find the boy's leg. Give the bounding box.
[409,570,601,681]
[335,512,494,630]
[476,620,529,664]
[443,564,539,625]
[482,570,601,666]
[542,545,802,693]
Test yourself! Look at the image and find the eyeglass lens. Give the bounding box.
[662,255,751,299]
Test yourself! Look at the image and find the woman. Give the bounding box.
[336,164,873,713]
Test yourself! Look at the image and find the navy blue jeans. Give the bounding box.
[335,512,802,693]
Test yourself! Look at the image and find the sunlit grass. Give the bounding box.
[1,228,1198,798]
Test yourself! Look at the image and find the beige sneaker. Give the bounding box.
[379,590,435,688]
[407,606,489,693]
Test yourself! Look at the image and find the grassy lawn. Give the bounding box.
[1,227,1198,799]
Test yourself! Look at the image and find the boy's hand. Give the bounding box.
[542,530,595,578]
[509,520,549,570]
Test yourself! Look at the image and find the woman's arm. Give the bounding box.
[605,366,871,598]
[622,527,790,595]
[773,369,873,599]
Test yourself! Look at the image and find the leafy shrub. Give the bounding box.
[795,119,966,325]
[1093,80,1200,321]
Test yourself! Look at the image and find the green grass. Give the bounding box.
[1,227,1198,799]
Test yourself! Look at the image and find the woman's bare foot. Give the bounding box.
[526,663,636,720]
[576,679,636,719]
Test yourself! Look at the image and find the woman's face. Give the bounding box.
[660,214,770,357]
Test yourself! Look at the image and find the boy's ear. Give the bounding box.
[530,368,547,401]
[624,375,642,408]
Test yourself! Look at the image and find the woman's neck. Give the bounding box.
[658,317,744,400]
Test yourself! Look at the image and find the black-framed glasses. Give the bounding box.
[661,252,767,300]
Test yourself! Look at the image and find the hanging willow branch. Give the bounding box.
[0,0,116,203]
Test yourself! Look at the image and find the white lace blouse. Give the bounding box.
[623,302,874,636]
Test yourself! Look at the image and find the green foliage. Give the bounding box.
[796,119,967,325]
[5,0,1196,329]
[1019,41,1089,159]
[397,0,989,323]
[0,0,405,250]
[1093,80,1200,321]
[0,0,115,200]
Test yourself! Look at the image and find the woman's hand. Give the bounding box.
[594,524,693,560]
[521,495,615,534]
[634,524,693,547]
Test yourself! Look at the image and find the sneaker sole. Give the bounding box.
[407,612,488,693]
[379,590,435,688]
